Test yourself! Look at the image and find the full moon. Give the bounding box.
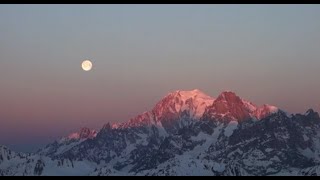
[82,60,93,71]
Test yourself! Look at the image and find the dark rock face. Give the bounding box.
[204,111,320,175]
[78,128,97,139]
[210,91,252,121]
[34,159,45,176]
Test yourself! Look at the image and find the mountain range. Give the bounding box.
[1,89,320,176]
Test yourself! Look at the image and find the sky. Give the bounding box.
[1,4,320,152]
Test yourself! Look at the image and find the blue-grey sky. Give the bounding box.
[1,5,320,152]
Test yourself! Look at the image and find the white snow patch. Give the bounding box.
[173,89,214,119]
[224,121,238,137]
[299,148,314,159]
[265,148,274,153]
[156,124,169,138]
[270,156,280,162]
[212,162,225,172]
[303,134,309,141]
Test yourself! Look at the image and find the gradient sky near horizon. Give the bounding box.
[1,4,320,152]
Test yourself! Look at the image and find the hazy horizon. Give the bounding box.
[1,4,320,152]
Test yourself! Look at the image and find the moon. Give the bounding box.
[82,60,93,71]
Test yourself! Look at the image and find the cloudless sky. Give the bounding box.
[1,4,320,152]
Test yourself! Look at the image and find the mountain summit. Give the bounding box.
[39,127,97,157]
[66,127,97,141]
[152,89,214,121]
[117,89,215,129]
[203,91,279,122]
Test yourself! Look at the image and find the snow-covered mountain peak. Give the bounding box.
[0,145,19,163]
[205,91,254,122]
[304,109,320,119]
[216,91,238,100]
[65,127,97,141]
[204,91,280,122]
[0,145,9,158]
[253,104,279,120]
[102,123,112,130]
[153,89,215,120]
[117,89,215,129]
[263,104,278,112]
[39,128,98,157]
[174,89,211,99]
[0,145,8,152]
[305,109,316,115]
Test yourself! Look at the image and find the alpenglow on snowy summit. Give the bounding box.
[1,89,320,176]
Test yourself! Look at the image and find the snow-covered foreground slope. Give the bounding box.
[0,145,97,176]
[1,90,320,176]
